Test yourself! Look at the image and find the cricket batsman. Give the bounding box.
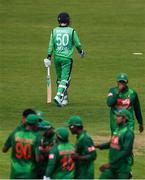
[44,12,85,107]
[107,72,144,134]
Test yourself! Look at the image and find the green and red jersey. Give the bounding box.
[39,133,56,149]
[37,133,56,178]
[107,86,143,132]
[45,142,75,179]
[3,123,26,151]
[4,128,41,179]
[48,26,82,59]
[75,130,97,179]
[100,123,134,172]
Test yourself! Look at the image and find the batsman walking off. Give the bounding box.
[44,12,85,107]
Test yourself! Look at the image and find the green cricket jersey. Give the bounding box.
[48,26,82,59]
[5,128,40,179]
[40,133,56,148]
[37,133,56,178]
[3,123,26,151]
[100,123,134,173]
[75,130,97,179]
[45,141,75,179]
[107,86,143,132]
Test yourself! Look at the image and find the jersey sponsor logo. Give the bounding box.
[59,150,75,155]
[116,98,131,109]
[108,92,113,96]
[88,146,96,152]
[110,136,120,150]
[49,154,55,159]
[15,136,33,144]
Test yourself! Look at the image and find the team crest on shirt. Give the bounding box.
[49,154,54,159]
[110,136,120,150]
[108,92,113,96]
[88,146,95,152]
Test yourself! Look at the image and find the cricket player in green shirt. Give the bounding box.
[37,120,56,178]
[107,72,144,134]
[43,127,75,179]
[2,114,41,179]
[44,12,85,107]
[96,109,134,179]
[2,108,36,153]
[68,115,97,179]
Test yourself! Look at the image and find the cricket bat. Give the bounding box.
[47,67,51,103]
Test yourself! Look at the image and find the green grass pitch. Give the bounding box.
[0,0,145,178]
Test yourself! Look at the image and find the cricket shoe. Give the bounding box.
[54,96,63,107]
[129,171,132,179]
[61,95,68,106]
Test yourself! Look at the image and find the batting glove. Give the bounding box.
[80,50,85,58]
[43,176,51,180]
[44,58,51,68]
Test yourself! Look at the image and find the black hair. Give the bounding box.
[22,108,36,118]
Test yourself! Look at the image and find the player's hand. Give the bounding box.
[44,145,52,153]
[38,146,44,151]
[71,153,79,160]
[43,176,51,180]
[118,81,127,92]
[99,163,110,172]
[139,124,144,133]
[95,144,102,149]
[44,58,51,68]
[80,50,85,58]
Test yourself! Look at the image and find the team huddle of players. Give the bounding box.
[2,110,97,179]
[2,72,144,179]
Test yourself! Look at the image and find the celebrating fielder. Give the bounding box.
[3,114,41,179]
[68,116,97,179]
[44,12,85,107]
[43,127,75,179]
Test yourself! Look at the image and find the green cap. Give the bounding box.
[116,109,131,120]
[26,114,39,124]
[36,110,45,121]
[56,127,69,141]
[38,120,52,129]
[116,73,128,83]
[67,115,83,126]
